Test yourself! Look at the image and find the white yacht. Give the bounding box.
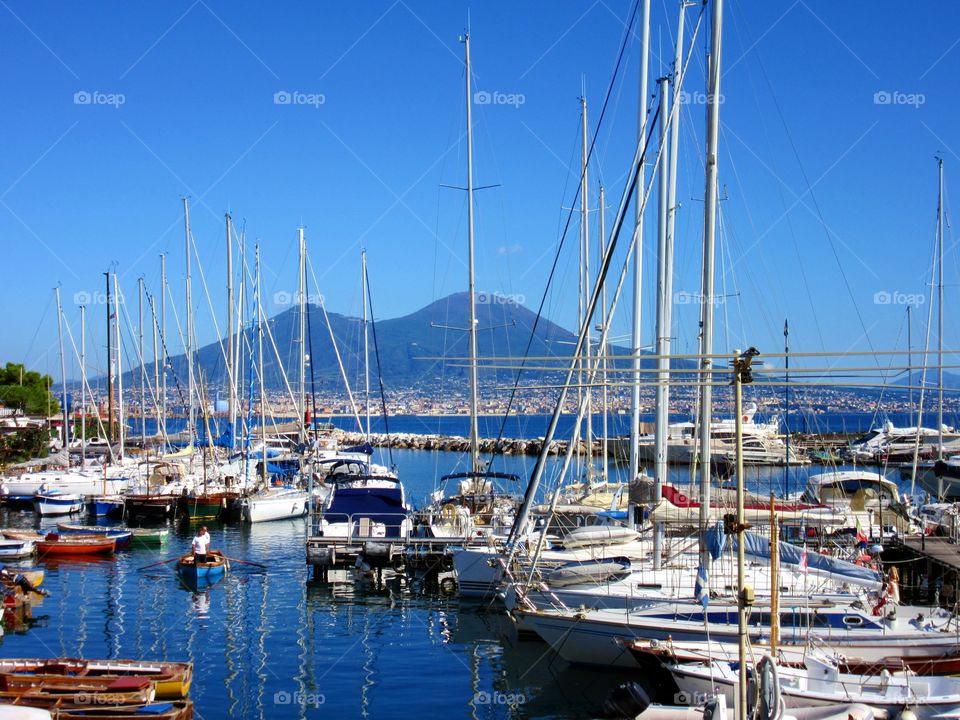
[612,404,806,466]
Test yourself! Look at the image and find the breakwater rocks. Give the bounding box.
[337,431,602,457]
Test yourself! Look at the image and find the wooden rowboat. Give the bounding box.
[0,659,191,700]
[52,526,132,548]
[36,536,115,557]
[176,550,227,583]
[0,678,154,706]
[0,696,193,719]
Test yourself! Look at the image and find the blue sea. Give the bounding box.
[6,423,924,720]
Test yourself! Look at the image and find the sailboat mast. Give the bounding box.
[599,184,608,484]
[653,74,671,571]
[362,249,371,442]
[138,278,146,451]
[80,304,86,468]
[937,156,944,459]
[113,273,124,461]
[160,253,167,441]
[580,92,593,477]
[698,0,724,526]
[151,294,160,441]
[298,227,307,445]
[463,32,481,473]
[105,272,114,446]
[184,198,195,447]
[227,212,236,438]
[257,245,267,485]
[55,287,68,451]
[628,0,651,490]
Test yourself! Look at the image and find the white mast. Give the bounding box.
[653,75,671,569]
[226,211,236,440]
[160,253,167,441]
[937,156,944,458]
[151,294,160,440]
[599,184,608,484]
[629,0,651,489]
[80,304,86,468]
[138,277,146,451]
[257,245,267,485]
[362,249,371,442]
[183,199,195,448]
[55,287,68,451]
[463,32,481,474]
[580,91,593,480]
[298,227,308,445]
[114,273,125,460]
[698,0,724,527]
[654,2,689,569]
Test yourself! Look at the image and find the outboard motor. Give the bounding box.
[601,681,651,719]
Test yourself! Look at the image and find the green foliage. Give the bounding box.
[0,362,59,415]
[0,427,51,464]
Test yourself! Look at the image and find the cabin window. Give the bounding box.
[842,615,864,627]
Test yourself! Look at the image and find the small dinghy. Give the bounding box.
[32,492,83,516]
[0,539,35,559]
[36,535,116,557]
[560,525,640,549]
[545,557,632,588]
[176,550,228,583]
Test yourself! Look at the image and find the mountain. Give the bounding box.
[121,292,692,398]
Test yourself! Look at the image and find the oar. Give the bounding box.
[217,555,267,569]
[137,557,179,571]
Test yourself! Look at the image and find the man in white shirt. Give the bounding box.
[192,526,211,563]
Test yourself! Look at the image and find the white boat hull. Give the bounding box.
[242,491,309,523]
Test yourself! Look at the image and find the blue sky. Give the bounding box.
[2,1,958,383]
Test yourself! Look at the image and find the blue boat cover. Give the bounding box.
[324,486,407,538]
[738,531,882,589]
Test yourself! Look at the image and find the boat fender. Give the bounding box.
[439,576,457,594]
[362,542,391,560]
[440,554,455,572]
[312,547,336,567]
[897,709,917,720]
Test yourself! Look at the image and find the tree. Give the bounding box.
[0,362,59,416]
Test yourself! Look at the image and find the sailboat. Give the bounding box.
[240,243,309,523]
[420,33,523,542]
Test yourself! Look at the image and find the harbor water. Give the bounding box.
[0,447,916,719]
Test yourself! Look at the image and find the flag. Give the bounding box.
[855,516,868,544]
[694,562,710,608]
[799,546,808,570]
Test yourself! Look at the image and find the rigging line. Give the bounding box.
[22,291,54,370]
[486,0,646,470]
[751,44,878,365]
[305,280,318,433]
[364,264,394,470]
[728,8,825,351]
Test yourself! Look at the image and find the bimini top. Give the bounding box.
[803,470,899,505]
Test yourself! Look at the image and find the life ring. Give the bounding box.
[441,503,458,524]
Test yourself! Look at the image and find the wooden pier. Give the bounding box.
[306,534,470,582]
